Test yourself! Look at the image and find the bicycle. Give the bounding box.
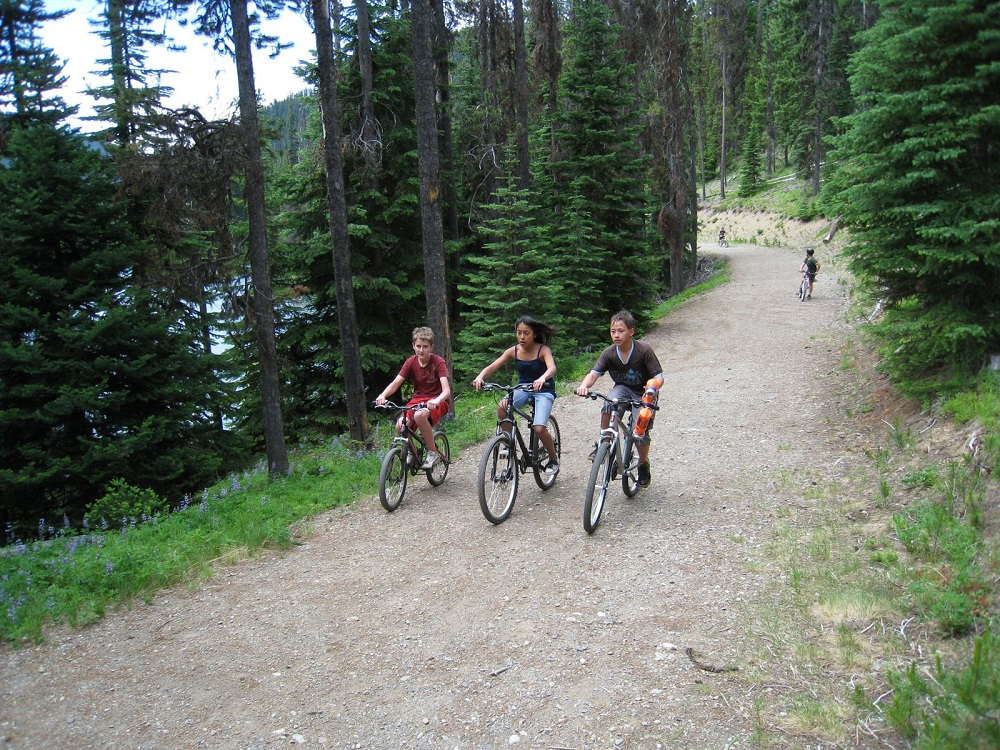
[373,401,451,512]
[477,383,561,524]
[579,391,658,534]
[798,271,811,301]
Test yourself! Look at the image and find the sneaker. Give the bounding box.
[421,452,440,470]
[637,462,651,487]
[544,460,560,476]
[587,443,598,461]
[806,294,811,299]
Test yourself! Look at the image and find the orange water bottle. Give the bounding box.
[633,380,658,439]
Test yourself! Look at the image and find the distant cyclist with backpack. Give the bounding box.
[799,247,819,299]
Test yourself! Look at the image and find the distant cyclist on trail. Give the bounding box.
[575,310,664,488]
[799,247,819,299]
[718,228,727,246]
[472,316,560,476]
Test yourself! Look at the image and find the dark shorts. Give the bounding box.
[602,384,657,434]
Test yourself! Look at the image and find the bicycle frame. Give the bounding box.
[580,391,656,533]
[477,382,561,524]
[379,402,431,468]
[373,401,451,512]
[799,271,811,301]
[493,386,546,473]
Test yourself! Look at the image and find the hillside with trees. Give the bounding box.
[1,0,997,539]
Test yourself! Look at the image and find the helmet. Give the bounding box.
[805,247,815,255]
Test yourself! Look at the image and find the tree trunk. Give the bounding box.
[355,0,378,160]
[512,0,530,189]
[230,0,288,475]
[432,0,459,237]
[311,0,369,443]
[658,0,687,296]
[530,0,560,117]
[476,0,498,203]
[719,48,727,199]
[410,0,452,364]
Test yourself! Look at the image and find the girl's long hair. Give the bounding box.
[515,315,555,346]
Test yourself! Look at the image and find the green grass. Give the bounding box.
[648,257,731,320]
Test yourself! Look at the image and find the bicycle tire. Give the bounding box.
[378,446,408,512]
[478,434,519,524]
[532,415,561,491]
[799,277,809,301]
[584,440,614,534]
[620,425,640,498]
[425,431,451,486]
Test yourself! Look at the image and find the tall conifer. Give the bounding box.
[824,0,1000,390]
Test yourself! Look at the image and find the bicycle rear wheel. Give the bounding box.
[584,440,613,534]
[532,416,561,490]
[478,434,519,524]
[799,277,809,301]
[426,431,451,486]
[620,427,640,498]
[378,446,408,512]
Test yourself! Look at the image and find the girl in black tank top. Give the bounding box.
[472,316,560,474]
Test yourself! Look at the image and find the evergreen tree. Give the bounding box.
[0,0,73,130]
[458,122,603,369]
[0,123,230,532]
[0,3,238,533]
[739,58,766,196]
[87,0,188,146]
[549,0,654,340]
[823,0,1000,392]
[194,0,289,474]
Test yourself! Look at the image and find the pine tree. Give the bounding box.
[0,124,231,532]
[87,0,186,146]
[739,59,766,196]
[823,0,1000,392]
[1,3,236,533]
[0,0,73,129]
[549,0,654,340]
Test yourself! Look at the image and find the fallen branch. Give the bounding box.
[686,647,739,673]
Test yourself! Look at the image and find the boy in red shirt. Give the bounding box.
[375,327,452,469]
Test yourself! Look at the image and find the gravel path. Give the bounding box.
[1,237,858,750]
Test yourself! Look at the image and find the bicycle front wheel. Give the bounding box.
[620,427,640,498]
[478,434,519,524]
[426,431,451,486]
[378,446,408,512]
[799,277,809,301]
[584,440,614,534]
[532,416,561,491]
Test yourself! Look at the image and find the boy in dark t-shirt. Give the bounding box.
[576,310,664,487]
[375,327,452,470]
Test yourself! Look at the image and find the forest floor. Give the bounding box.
[1,211,973,749]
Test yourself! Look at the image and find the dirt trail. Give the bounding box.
[2,235,861,750]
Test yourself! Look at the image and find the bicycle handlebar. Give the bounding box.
[373,400,422,412]
[577,391,660,411]
[480,382,535,394]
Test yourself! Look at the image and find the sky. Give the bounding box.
[40,1,317,127]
